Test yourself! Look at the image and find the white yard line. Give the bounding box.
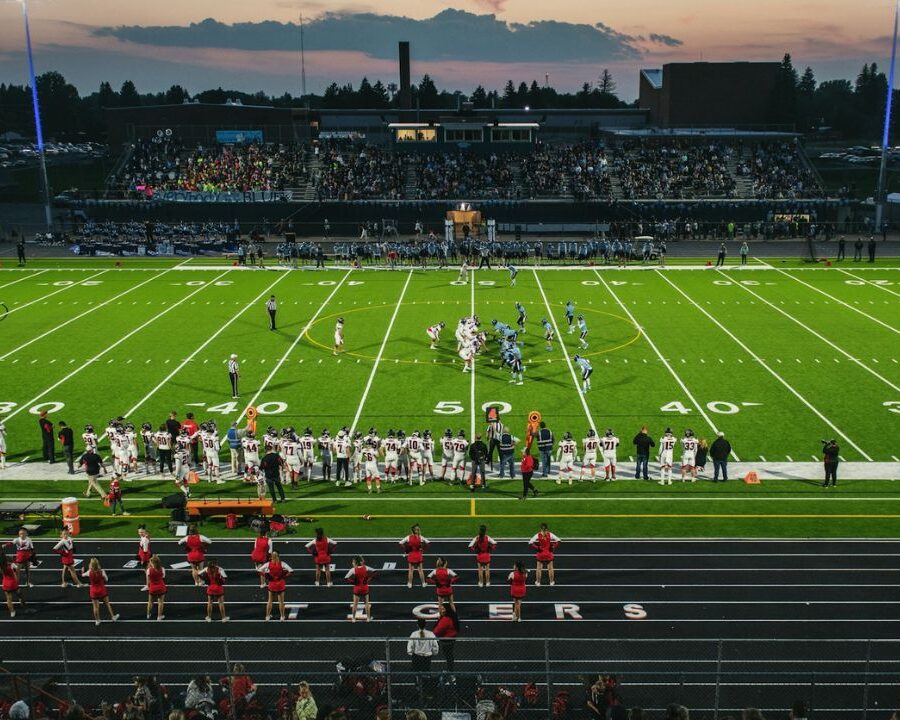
[5,269,108,316]
[774,267,900,335]
[236,270,353,423]
[118,272,290,423]
[0,270,233,424]
[349,270,413,435]
[716,269,900,394]
[0,268,49,289]
[470,267,476,439]
[532,268,597,430]
[656,270,874,461]
[835,267,900,299]
[0,270,174,362]
[594,270,737,460]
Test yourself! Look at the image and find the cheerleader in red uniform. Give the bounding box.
[400,524,429,588]
[52,528,83,588]
[199,558,229,623]
[508,560,528,622]
[178,524,211,586]
[82,557,119,626]
[305,527,336,587]
[259,551,292,621]
[11,527,36,588]
[344,555,374,622]
[145,555,167,621]
[467,524,496,588]
[529,523,561,586]
[427,557,459,611]
[137,526,152,591]
[250,529,272,588]
[1,553,25,617]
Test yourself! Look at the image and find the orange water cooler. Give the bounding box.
[61,497,81,535]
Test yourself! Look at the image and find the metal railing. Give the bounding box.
[0,638,896,720]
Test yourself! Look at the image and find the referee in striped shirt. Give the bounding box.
[266,295,277,330]
[228,353,240,398]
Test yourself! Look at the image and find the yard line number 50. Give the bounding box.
[434,401,512,415]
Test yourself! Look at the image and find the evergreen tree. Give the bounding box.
[598,69,617,95]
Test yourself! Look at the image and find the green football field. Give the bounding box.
[0,256,898,539]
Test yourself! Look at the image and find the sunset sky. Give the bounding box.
[0,0,895,100]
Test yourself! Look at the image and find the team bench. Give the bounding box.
[186,498,274,521]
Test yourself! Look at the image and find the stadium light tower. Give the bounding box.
[19,0,53,231]
[875,0,900,231]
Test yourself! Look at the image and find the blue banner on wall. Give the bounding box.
[215,130,263,144]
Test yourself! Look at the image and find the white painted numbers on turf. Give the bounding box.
[661,400,757,415]
[194,401,289,415]
[0,400,65,415]
[434,401,512,415]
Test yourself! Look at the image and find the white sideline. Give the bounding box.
[236,270,353,423]
[775,267,900,335]
[0,268,49,289]
[0,270,233,424]
[118,271,290,422]
[716,269,900,394]
[4,269,108,316]
[656,270,874,461]
[469,267,476,439]
[349,269,413,435]
[836,267,900,299]
[594,270,738,461]
[0,269,173,362]
[532,268,597,430]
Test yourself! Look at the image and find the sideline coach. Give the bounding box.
[228,353,240,398]
[266,295,277,330]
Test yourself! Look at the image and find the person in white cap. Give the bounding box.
[228,354,240,398]
[9,701,28,720]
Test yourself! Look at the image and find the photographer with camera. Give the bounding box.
[822,439,840,487]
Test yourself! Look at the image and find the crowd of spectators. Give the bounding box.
[737,143,823,200]
[616,141,737,199]
[520,145,613,201]
[409,153,515,200]
[118,140,306,196]
[315,145,404,201]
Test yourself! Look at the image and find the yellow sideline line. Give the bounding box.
[470,498,476,517]
[70,512,900,520]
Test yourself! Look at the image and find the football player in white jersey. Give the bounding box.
[406,431,424,486]
[452,430,469,484]
[318,429,332,483]
[580,429,599,482]
[601,429,620,481]
[82,424,99,453]
[680,429,698,483]
[281,428,302,486]
[657,428,676,485]
[333,317,345,355]
[123,423,140,476]
[298,428,316,482]
[427,322,445,350]
[242,431,261,469]
[333,430,353,487]
[140,423,157,475]
[439,429,455,481]
[352,432,365,483]
[381,430,401,483]
[201,422,222,483]
[556,432,578,485]
[154,426,174,477]
[0,422,5,469]
[362,439,381,494]
[174,428,192,496]
[421,430,436,481]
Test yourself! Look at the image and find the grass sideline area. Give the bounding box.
[0,260,898,540]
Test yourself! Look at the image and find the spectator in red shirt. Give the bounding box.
[181,413,200,467]
[433,604,460,674]
[520,449,538,500]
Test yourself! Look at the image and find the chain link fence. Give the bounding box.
[0,638,897,720]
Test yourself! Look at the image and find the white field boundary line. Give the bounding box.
[532,268,597,431]
[9,495,900,503]
[772,267,900,336]
[716,268,900,394]
[594,270,738,461]
[349,269,413,435]
[235,270,353,424]
[836,267,900,299]
[116,272,290,426]
[0,270,174,362]
[470,267,476,439]
[0,268,49,289]
[4,269,108,316]
[0,270,233,424]
[656,270,874,461]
